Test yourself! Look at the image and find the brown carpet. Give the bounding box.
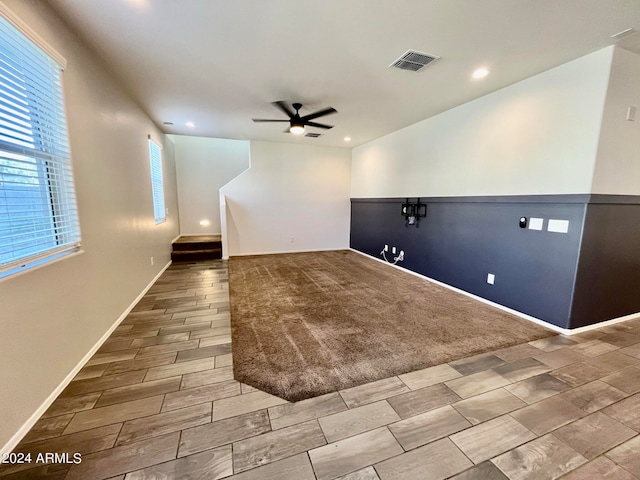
[229,250,553,401]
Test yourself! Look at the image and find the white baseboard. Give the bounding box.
[0,261,172,456]
[562,311,640,335]
[349,248,640,336]
[227,247,347,260]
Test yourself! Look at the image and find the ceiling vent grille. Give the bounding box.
[389,50,439,72]
[611,27,636,40]
[305,132,322,138]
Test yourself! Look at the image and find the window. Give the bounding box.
[148,138,165,224]
[0,12,80,278]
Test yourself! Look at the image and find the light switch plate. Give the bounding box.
[529,217,544,231]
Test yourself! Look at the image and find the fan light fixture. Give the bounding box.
[253,101,337,135]
[289,123,305,135]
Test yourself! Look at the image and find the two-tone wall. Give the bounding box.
[351,196,586,329]
[351,46,640,330]
[572,197,640,328]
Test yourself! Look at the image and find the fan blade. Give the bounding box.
[300,107,337,122]
[273,101,295,118]
[252,119,290,122]
[305,121,333,129]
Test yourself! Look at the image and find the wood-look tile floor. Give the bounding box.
[2,260,640,479]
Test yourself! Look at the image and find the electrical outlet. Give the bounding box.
[392,246,397,254]
[290,236,295,243]
[487,273,495,285]
[384,245,388,252]
[150,256,154,266]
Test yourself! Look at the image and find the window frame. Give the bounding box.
[0,6,81,280]
[148,137,166,225]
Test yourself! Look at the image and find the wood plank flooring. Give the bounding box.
[2,259,640,479]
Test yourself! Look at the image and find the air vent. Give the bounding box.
[389,50,439,72]
[305,132,322,138]
[611,27,636,40]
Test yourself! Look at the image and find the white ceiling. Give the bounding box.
[48,0,640,148]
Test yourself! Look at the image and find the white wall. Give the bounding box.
[351,47,614,198]
[591,47,640,194]
[0,0,179,451]
[171,135,250,234]
[221,141,351,256]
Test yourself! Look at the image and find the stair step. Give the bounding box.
[171,248,222,262]
[172,235,222,253]
[174,235,221,243]
[172,241,221,251]
[171,235,222,261]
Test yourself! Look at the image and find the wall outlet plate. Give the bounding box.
[487,273,495,285]
[548,219,569,234]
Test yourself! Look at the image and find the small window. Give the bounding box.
[148,138,165,225]
[0,12,81,278]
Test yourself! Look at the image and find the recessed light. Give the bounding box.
[126,0,150,9]
[344,137,351,142]
[186,121,195,128]
[199,219,210,226]
[472,67,490,79]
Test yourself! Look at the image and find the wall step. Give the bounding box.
[172,235,222,262]
[172,241,220,251]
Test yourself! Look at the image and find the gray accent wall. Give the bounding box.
[570,197,640,328]
[351,195,640,330]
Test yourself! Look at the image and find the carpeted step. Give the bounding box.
[171,248,222,262]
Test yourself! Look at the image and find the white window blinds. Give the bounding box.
[148,138,165,225]
[0,13,81,278]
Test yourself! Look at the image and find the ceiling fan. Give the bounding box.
[252,101,337,135]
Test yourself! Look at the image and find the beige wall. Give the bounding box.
[221,141,351,256]
[0,0,179,451]
[592,47,640,194]
[351,47,614,198]
[171,135,250,235]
